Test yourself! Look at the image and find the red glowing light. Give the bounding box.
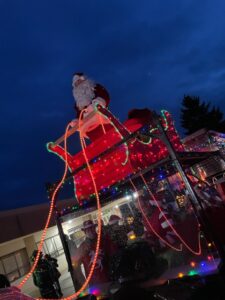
[140,174,201,255]
[130,179,182,252]
[18,110,104,300]
[47,108,184,202]
[190,261,196,267]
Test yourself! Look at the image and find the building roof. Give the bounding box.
[0,198,75,244]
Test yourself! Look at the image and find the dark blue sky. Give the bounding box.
[1,0,225,210]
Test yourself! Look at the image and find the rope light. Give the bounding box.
[18,123,71,289]
[129,179,182,252]
[18,110,103,299]
[140,174,201,255]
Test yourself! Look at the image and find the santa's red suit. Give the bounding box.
[71,73,112,141]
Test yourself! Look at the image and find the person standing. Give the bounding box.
[65,234,85,291]
[74,220,117,286]
[106,215,128,249]
[31,250,60,299]
[45,254,63,297]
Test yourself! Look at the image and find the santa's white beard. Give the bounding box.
[73,79,95,110]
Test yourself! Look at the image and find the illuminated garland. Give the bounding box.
[18,110,103,299]
[35,110,102,300]
[18,107,218,299]
[135,127,158,145]
[64,108,103,299]
[184,132,225,152]
[160,110,169,131]
[47,107,184,201]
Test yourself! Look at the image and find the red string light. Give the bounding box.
[47,109,184,201]
[18,110,103,299]
[18,123,71,290]
[18,107,200,298]
[140,174,201,255]
[129,179,182,252]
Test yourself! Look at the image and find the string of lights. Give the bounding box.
[18,109,103,299]
[129,178,182,251]
[18,123,71,290]
[140,174,202,255]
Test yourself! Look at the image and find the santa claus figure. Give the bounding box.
[71,73,112,141]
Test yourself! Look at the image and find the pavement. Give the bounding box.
[22,270,75,299]
[60,271,76,297]
[16,258,220,299]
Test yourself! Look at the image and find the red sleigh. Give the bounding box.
[47,107,184,202]
[48,106,225,254]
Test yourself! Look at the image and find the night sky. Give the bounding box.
[1,0,225,210]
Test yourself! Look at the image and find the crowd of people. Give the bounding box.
[0,208,159,297]
[70,211,150,288]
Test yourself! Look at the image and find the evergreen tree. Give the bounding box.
[181,95,225,135]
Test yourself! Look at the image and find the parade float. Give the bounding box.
[16,74,225,299]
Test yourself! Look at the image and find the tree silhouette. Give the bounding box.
[181,95,225,135]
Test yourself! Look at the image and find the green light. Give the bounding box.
[160,110,169,130]
[188,270,198,276]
